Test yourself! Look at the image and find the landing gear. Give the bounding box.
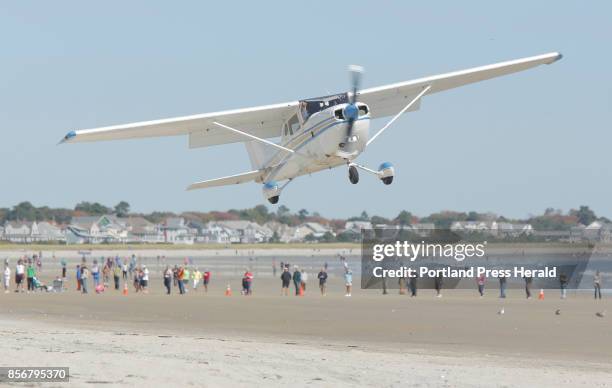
[348,165,359,184]
[268,195,279,204]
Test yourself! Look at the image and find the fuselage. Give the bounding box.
[261,102,371,183]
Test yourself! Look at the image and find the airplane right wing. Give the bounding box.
[357,52,562,119]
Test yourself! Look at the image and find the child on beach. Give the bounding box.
[477,274,486,297]
[344,268,353,297]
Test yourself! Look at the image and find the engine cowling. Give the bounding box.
[262,181,281,204]
[378,162,394,185]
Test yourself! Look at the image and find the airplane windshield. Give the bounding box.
[299,93,348,121]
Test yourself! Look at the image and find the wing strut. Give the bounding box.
[366,85,431,146]
[212,121,295,154]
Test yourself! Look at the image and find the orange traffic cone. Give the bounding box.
[123,283,128,296]
[225,283,232,296]
[538,288,544,300]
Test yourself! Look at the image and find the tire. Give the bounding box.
[268,196,279,204]
[349,166,359,184]
[382,176,393,185]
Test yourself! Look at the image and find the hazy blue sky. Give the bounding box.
[1,1,610,219]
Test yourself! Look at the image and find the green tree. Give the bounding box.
[571,205,597,225]
[114,201,131,217]
[75,202,111,215]
[298,209,309,220]
[395,210,413,226]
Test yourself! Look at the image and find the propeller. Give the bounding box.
[345,65,364,141]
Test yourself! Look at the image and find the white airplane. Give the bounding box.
[62,52,562,204]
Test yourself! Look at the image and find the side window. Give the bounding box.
[287,114,300,135]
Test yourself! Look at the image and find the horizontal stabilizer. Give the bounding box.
[186,170,262,191]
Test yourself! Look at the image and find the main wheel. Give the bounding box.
[268,196,279,204]
[381,176,393,185]
[348,165,359,184]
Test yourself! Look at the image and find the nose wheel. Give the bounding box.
[348,165,359,184]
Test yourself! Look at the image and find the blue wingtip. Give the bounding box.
[58,130,76,145]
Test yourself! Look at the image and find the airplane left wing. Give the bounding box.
[358,52,562,119]
[186,170,263,191]
[61,101,298,148]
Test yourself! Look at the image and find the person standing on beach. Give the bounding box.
[3,263,10,293]
[476,274,486,297]
[192,269,201,291]
[524,276,533,299]
[81,266,90,294]
[141,265,149,293]
[344,268,353,297]
[26,260,36,293]
[182,268,190,294]
[292,266,302,296]
[113,264,121,290]
[409,273,418,297]
[280,267,291,296]
[61,258,67,279]
[91,260,100,288]
[177,266,186,295]
[203,270,211,293]
[594,271,602,299]
[301,270,308,294]
[163,266,172,295]
[434,274,443,298]
[498,274,507,298]
[242,269,253,295]
[76,265,82,291]
[122,261,128,280]
[102,264,110,289]
[317,268,328,296]
[15,259,25,293]
[559,273,568,299]
[272,259,277,277]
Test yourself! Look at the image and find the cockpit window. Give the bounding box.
[299,93,349,118]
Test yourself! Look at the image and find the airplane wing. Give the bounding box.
[357,52,562,118]
[186,170,263,191]
[61,101,298,148]
[62,52,561,149]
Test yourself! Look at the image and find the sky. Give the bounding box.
[1,1,611,219]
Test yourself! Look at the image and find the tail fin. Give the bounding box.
[244,141,274,170]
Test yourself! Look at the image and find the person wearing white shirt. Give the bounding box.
[3,265,10,293]
[15,260,25,293]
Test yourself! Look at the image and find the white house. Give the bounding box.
[2,221,31,243]
[160,217,195,244]
[215,220,273,243]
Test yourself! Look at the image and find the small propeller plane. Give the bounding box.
[61,52,562,204]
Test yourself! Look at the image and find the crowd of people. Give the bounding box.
[1,254,606,300]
